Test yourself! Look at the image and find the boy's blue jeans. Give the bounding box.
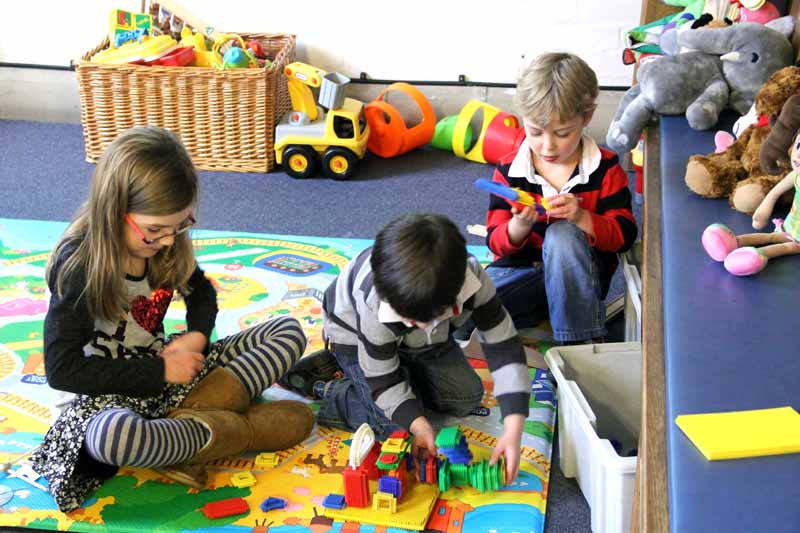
[316,340,484,441]
[488,221,607,342]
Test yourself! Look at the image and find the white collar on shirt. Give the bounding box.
[507,134,602,198]
[377,264,482,325]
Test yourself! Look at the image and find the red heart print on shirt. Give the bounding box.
[130,288,173,335]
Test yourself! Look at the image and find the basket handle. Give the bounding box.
[212,33,248,56]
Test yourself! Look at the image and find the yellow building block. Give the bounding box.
[255,452,280,468]
[381,438,408,454]
[372,492,397,514]
[230,471,257,488]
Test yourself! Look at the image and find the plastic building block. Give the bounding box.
[349,423,376,468]
[363,442,382,480]
[343,466,370,507]
[435,427,462,449]
[255,452,280,468]
[372,492,397,514]
[420,455,438,484]
[203,497,249,519]
[438,446,473,465]
[388,430,410,440]
[322,493,346,510]
[230,471,257,488]
[377,452,403,470]
[378,475,401,498]
[382,437,408,454]
[259,497,287,512]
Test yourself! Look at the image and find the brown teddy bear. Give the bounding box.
[684,66,800,214]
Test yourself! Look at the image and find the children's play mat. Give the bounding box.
[0,218,557,533]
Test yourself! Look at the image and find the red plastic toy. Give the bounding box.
[343,466,370,508]
[202,497,249,519]
[152,46,195,66]
[482,112,526,165]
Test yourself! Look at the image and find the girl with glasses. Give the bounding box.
[31,125,313,512]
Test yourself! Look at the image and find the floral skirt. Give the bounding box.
[29,342,228,513]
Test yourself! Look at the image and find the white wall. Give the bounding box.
[0,0,641,86]
[0,0,641,138]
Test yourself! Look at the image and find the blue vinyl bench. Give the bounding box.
[638,114,800,532]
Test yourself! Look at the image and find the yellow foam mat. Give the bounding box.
[675,406,800,460]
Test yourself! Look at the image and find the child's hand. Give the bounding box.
[490,413,525,484]
[507,206,540,245]
[162,331,207,355]
[510,205,540,226]
[409,416,438,459]
[160,350,205,384]
[545,194,584,223]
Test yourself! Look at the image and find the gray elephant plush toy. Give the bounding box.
[606,17,795,155]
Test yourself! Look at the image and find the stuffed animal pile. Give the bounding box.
[606,17,795,155]
[684,66,800,214]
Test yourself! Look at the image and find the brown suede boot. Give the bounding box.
[171,401,314,464]
[170,408,253,464]
[245,401,314,452]
[177,367,251,413]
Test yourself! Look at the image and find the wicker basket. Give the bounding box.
[75,33,295,173]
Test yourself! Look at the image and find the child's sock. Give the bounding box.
[312,380,333,400]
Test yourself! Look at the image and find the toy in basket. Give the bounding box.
[274,62,370,180]
[210,34,261,69]
[90,34,178,64]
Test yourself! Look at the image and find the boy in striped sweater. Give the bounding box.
[299,213,530,483]
[484,52,637,344]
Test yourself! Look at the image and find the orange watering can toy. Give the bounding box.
[364,82,436,158]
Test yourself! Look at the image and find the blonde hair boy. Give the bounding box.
[514,52,599,126]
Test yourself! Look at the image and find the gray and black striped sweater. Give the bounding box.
[322,249,530,429]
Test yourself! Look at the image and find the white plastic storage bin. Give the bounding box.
[621,242,642,342]
[544,343,641,533]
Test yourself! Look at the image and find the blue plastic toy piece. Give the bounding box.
[260,496,287,512]
[439,447,473,465]
[322,493,346,510]
[378,475,401,498]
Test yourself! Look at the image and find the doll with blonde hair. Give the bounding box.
[31,126,313,512]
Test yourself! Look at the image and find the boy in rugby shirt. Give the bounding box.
[298,213,530,483]
[484,52,637,344]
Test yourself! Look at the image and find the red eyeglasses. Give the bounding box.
[125,214,196,245]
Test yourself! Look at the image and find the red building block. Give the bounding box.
[203,497,249,519]
[343,466,370,508]
[389,456,408,495]
[363,442,382,480]
[425,456,438,484]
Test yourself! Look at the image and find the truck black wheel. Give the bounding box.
[283,146,318,179]
[321,148,358,180]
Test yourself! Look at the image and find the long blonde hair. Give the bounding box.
[514,52,599,126]
[46,126,199,321]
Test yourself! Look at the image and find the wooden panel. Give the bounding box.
[634,126,670,532]
[640,0,681,24]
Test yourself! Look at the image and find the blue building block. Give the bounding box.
[378,475,401,498]
[322,493,346,510]
[440,447,473,464]
[260,497,287,512]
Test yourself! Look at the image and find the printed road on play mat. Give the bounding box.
[0,218,556,533]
